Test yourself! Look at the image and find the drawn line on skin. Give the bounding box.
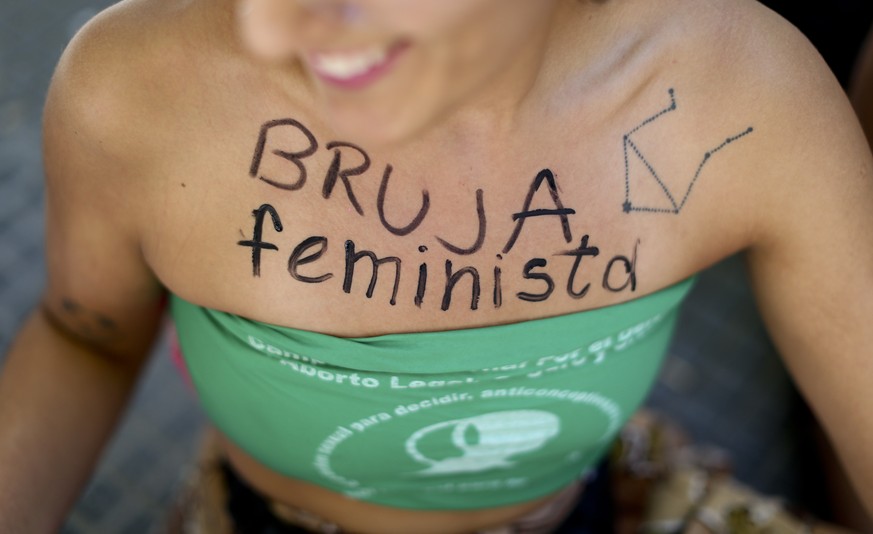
[238,204,284,277]
[436,188,487,255]
[324,141,369,216]
[377,164,430,236]
[626,138,678,211]
[621,88,753,214]
[622,137,631,200]
[624,206,676,214]
[503,169,575,254]
[677,127,754,210]
[250,119,318,191]
[627,88,677,137]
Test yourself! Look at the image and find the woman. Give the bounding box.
[0,0,871,532]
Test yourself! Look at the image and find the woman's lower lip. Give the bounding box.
[311,41,410,90]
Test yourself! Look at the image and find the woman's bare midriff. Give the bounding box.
[218,432,572,534]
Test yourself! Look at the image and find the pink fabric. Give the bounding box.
[168,325,196,391]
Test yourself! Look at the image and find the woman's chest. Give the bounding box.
[142,106,747,335]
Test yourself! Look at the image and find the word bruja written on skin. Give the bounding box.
[238,118,639,312]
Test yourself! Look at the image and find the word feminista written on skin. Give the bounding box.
[238,118,640,312]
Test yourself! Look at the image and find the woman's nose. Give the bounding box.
[237,0,365,60]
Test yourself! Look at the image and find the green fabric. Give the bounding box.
[170,277,695,510]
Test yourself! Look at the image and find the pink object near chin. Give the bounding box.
[168,325,196,391]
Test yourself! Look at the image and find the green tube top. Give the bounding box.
[170,277,695,510]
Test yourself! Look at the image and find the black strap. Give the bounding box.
[220,461,313,534]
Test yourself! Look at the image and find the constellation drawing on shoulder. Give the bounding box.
[621,88,754,215]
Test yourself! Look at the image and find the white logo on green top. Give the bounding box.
[406,410,561,475]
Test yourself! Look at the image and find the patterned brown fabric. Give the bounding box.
[164,414,853,534]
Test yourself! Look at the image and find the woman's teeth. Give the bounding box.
[310,47,389,80]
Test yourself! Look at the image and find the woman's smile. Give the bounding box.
[307,40,411,89]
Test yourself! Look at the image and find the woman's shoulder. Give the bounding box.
[637,0,868,235]
[663,0,849,127]
[551,0,870,273]
[694,0,871,222]
[562,0,852,166]
[47,0,223,161]
[42,0,241,258]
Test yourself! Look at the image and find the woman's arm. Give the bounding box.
[0,13,165,532]
[744,24,873,513]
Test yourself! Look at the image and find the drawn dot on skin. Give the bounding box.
[419,246,428,253]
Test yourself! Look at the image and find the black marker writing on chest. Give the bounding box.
[239,118,639,311]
